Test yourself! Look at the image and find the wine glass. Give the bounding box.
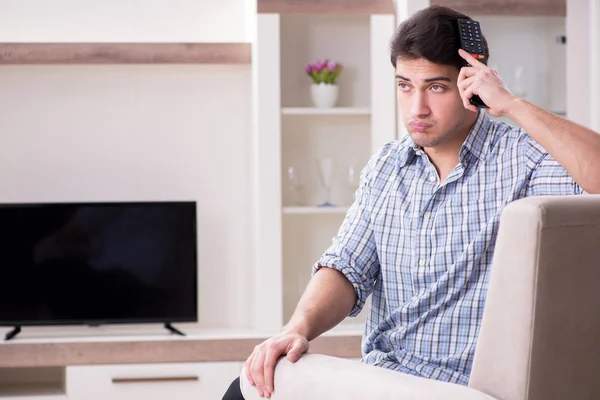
[317,158,334,207]
[286,165,304,206]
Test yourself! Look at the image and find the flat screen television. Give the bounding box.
[0,201,198,335]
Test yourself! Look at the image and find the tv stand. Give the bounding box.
[164,322,185,336]
[4,325,21,341]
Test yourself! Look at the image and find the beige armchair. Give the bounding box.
[240,195,600,400]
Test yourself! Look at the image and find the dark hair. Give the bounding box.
[390,5,489,71]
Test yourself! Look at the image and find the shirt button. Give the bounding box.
[429,176,436,182]
[424,212,431,220]
[419,258,426,266]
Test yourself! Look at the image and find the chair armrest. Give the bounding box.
[240,353,496,399]
[469,195,600,400]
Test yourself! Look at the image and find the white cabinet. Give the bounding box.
[66,362,243,400]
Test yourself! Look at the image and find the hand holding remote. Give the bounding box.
[457,49,516,117]
[456,18,488,108]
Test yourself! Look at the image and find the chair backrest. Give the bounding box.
[468,195,600,400]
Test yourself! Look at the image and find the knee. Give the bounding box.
[222,376,245,400]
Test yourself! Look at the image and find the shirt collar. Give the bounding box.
[397,134,418,168]
[459,109,493,163]
[397,109,493,168]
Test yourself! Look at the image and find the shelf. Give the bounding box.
[258,0,395,15]
[0,43,252,64]
[431,0,565,17]
[0,383,66,400]
[281,107,370,116]
[0,334,361,367]
[283,206,349,214]
[0,366,66,400]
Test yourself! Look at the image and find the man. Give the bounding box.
[223,5,600,399]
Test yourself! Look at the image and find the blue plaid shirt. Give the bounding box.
[313,110,585,385]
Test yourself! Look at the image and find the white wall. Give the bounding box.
[0,1,255,336]
[0,0,251,42]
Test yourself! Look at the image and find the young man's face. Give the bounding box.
[395,57,474,150]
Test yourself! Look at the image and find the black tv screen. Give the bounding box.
[0,201,198,327]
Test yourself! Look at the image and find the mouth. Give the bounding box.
[409,121,433,132]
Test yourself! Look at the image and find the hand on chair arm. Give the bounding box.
[243,268,357,398]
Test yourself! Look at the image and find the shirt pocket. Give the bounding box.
[450,185,502,205]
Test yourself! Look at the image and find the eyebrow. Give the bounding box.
[395,75,451,83]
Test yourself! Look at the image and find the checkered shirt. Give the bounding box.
[313,110,585,385]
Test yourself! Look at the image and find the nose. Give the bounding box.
[410,92,430,118]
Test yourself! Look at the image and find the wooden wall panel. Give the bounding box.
[258,0,395,15]
[0,43,252,64]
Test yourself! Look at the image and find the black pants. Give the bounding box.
[222,377,245,400]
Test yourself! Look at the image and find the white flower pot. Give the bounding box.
[310,83,339,108]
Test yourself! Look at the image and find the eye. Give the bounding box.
[397,82,411,92]
[431,84,446,92]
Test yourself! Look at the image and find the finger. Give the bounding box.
[458,75,475,101]
[458,48,486,69]
[245,353,255,386]
[286,339,304,362]
[458,66,478,85]
[462,85,478,113]
[263,348,279,397]
[458,75,477,93]
[251,350,266,397]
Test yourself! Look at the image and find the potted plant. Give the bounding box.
[305,59,343,108]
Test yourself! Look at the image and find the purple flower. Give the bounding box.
[305,59,343,84]
[327,61,337,72]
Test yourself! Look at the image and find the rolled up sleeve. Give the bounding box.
[525,153,587,197]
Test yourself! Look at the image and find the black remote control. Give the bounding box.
[456,18,488,108]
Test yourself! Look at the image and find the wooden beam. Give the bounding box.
[0,334,361,367]
[0,43,252,65]
[431,0,566,17]
[258,0,395,15]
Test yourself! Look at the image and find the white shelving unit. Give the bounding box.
[283,206,349,215]
[253,9,397,332]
